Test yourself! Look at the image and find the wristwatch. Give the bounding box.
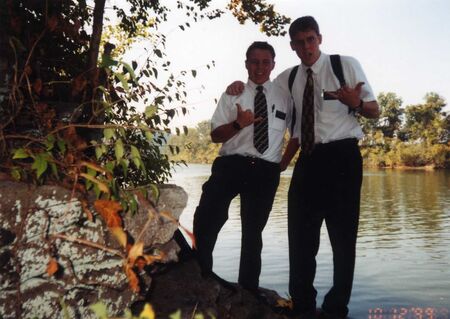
[232,120,242,130]
[354,99,364,114]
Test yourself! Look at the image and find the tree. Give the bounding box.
[0,0,289,197]
[378,92,403,138]
[402,92,447,144]
[359,91,449,168]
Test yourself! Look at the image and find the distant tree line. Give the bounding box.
[169,91,450,168]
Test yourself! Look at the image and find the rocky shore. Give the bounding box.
[0,181,287,318]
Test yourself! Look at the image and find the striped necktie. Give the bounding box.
[253,85,269,154]
[301,68,315,154]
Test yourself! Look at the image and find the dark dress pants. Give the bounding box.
[193,155,280,290]
[287,138,362,317]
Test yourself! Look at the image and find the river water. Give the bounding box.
[169,164,450,319]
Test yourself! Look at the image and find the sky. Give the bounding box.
[121,0,450,128]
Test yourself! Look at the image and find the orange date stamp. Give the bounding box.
[368,307,449,319]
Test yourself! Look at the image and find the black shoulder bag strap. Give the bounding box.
[330,54,346,87]
[288,65,299,132]
[330,54,352,113]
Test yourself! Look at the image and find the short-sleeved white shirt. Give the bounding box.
[211,79,293,163]
[274,52,376,144]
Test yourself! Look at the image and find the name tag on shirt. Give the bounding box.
[275,110,286,120]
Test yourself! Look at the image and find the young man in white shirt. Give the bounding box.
[193,41,293,296]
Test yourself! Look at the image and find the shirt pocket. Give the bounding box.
[322,99,347,113]
[270,110,287,132]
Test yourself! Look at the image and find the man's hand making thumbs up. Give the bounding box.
[210,103,262,143]
[235,103,262,128]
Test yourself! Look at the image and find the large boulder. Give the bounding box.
[0,181,289,319]
[145,258,287,319]
[0,181,187,319]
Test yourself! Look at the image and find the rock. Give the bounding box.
[0,181,188,319]
[0,181,288,319]
[123,184,188,263]
[145,258,288,319]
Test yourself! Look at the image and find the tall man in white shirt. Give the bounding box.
[226,16,380,319]
[281,16,380,319]
[193,41,293,295]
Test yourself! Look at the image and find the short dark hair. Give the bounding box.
[246,41,276,60]
[289,16,320,39]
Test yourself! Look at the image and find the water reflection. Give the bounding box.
[170,165,450,318]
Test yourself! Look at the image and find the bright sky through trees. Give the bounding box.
[116,0,450,128]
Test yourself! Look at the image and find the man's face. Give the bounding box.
[290,30,322,66]
[245,48,275,85]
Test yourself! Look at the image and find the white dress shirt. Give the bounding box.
[211,79,293,163]
[274,52,376,144]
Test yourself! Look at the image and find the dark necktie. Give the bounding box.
[301,68,314,155]
[253,85,269,154]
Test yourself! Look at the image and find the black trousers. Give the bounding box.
[288,138,362,317]
[193,155,280,290]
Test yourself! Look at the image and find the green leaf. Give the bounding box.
[32,154,48,179]
[50,162,58,176]
[129,196,138,215]
[132,156,141,169]
[57,140,66,154]
[145,105,157,118]
[138,158,146,173]
[100,54,118,68]
[59,299,70,319]
[114,139,124,161]
[96,85,108,95]
[95,146,104,159]
[119,127,126,137]
[11,168,21,180]
[44,135,56,151]
[130,145,141,159]
[85,179,93,191]
[120,61,137,83]
[87,167,97,176]
[120,158,129,177]
[104,128,115,140]
[13,148,29,159]
[144,130,153,141]
[95,144,106,159]
[93,184,101,199]
[90,302,109,319]
[115,72,129,92]
[124,309,134,319]
[149,184,160,203]
[105,161,115,173]
[169,310,182,319]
